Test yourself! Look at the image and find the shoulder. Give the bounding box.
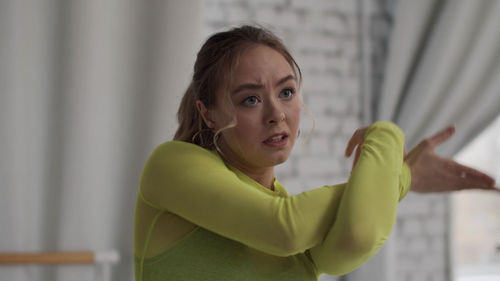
[153,140,208,155]
[146,140,224,169]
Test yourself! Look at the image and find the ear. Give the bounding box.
[196,100,215,129]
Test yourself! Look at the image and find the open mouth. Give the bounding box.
[263,134,288,144]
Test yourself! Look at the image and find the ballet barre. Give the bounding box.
[0,250,120,281]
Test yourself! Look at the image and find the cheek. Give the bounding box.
[289,104,302,128]
[233,117,260,138]
[224,115,260,142]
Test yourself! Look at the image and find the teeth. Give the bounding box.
[267,135,284,142]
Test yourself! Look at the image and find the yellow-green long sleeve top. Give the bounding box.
[134,121,411,280]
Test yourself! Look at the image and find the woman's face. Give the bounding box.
[213,45,301,171]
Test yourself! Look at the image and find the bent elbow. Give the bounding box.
[318,229,388,276]
[269,218,312,257]
[268,229,304,257]
[267,200,312,256]
[346,232,383,255]
[344,224,388,258]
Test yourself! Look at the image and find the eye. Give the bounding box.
[242,95,260,106]
[279,88,295,99]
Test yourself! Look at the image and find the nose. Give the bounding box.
[266,100,286,124]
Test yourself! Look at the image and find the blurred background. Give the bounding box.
[1,0,499,280]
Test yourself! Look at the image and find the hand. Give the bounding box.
[344,126,367,170]
[405,125,498,193]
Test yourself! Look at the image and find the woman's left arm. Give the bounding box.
[309,123,498,276]
[309,121,409,276]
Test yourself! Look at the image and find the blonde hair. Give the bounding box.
[174,25,302,149]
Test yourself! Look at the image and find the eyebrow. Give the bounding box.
[231,74,296,95]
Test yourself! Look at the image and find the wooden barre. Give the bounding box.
[0,251,118,265]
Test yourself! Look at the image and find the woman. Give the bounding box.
[134,25,497,281]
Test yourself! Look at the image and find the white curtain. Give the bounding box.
[352,0,500,281]
[378,0,500,153]
[0,1,203,280]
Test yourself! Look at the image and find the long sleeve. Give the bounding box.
[139,141,346,257]
[139,121,410,262]
[309,121,410,275]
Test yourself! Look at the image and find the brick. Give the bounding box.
[429,236,445,252]
[306,133,330,155]
[277,177,302,195]
[422,251,445,270]
[407,236,428,256]
[275,155,296,177]
[423,216,446,236]
[330,0,357,15]
[400,217,423,237]
[298,117,316,137]
[339,116,360,135]
[431,198,447,216]
[314,116,342,135]
[397,194,433,217]
[295,33,340,54]
[227,4,252,22]
[298,55,329,74]
[395,255,417,272]
[304,95,329,118]
[300,176,337,192]
[254,6,280,24]
[251,0,287,7]
[302,74,341,94]
[204,3,227,22]
[273,10,302,27]
[298,155,340,177]
[289,0,323,13]
[429,271,446,281]
[330,94,351,115]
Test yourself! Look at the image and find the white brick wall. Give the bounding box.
[203,1,451,281]
[395,193,451,281]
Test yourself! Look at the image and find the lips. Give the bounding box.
[265,135,286,143]
[263,133,289,145]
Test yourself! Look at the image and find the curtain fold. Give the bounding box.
[0,1,203,280]
[368,0,500,281]
[379,0,500,153]
[376,0,440,123]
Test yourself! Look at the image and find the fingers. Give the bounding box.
[345,132,358,157]
[427,125,456,148]
[446,158,496,190]
[352,145,361,170]
[345,128,366,157]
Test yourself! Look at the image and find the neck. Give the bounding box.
[235,164,275,190]
[216,139,277,190]
[217,151,275,190]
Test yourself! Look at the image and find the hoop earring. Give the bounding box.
[192,128,215,148]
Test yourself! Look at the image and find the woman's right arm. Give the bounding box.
[140,122,409,260]
[140,140,347,257]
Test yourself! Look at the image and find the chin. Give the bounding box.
[267,153,290,166]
